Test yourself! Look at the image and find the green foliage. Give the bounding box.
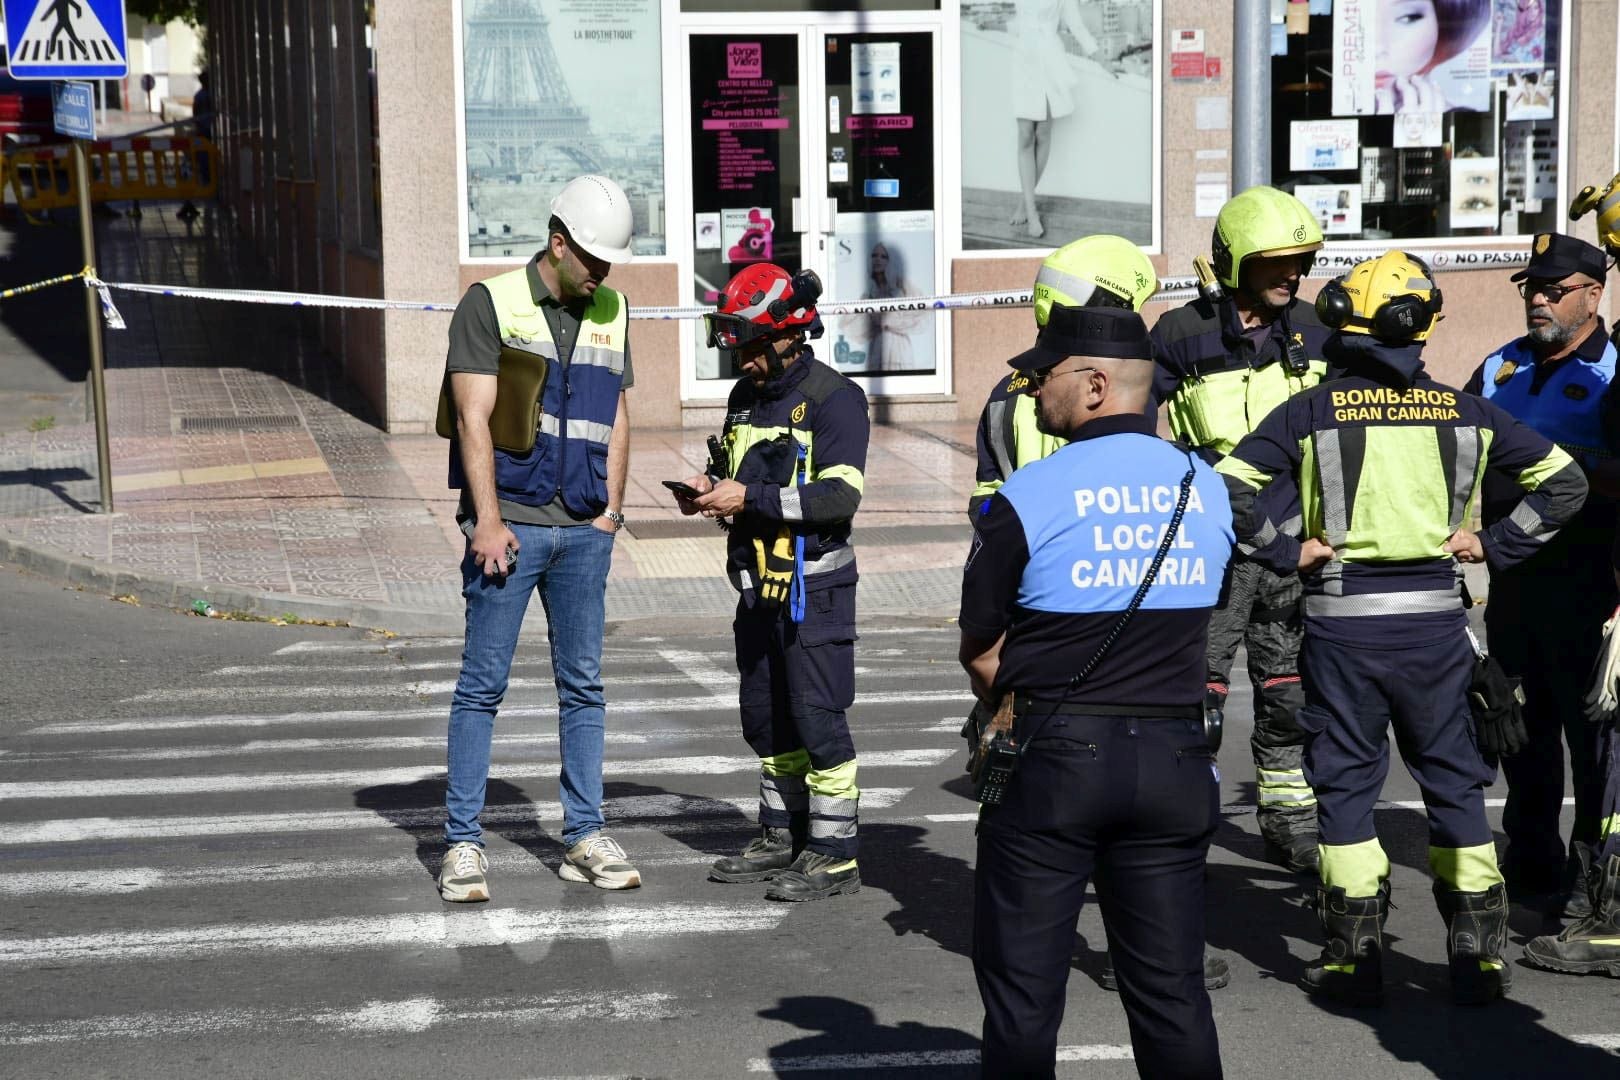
[128,0,206,29]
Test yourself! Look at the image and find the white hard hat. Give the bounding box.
[550,175,635,264]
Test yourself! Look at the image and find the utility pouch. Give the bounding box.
[963,694,1020,806]
[435,345,549,454]
[1466,628,1528,761]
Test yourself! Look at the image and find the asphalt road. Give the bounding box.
[2,564,1618,1079]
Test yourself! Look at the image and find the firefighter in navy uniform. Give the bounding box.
[677,263,869,902]
[1217,251,1589,1006]
[970,235,1160,518]
[961,306,1235,1079]
[1462,232,1620,915]
[1152,186,1333,873]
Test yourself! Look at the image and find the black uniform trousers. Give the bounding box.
[1298,630,1494,854]
[1485,569,1615,886]
[973,711,1222,1080]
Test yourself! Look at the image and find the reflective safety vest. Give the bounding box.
[452,267,628,515]
[971,371,1067,511]
[1477,335,1617,466]
[1166,355,1325,455]
[998,432,1233,615]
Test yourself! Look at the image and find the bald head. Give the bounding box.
[1031,355,1155,439]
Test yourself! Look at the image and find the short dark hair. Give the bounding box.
[548,215,570,245]
[1427,0,1491,72]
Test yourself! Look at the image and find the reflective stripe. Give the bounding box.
[1447,425,1481,533]
[570,344,625,375]
[817,462,866,495]
[500,336,560,361]
[1428,843,1504,892]
[538,416,614,445]
[1321,838,1390,896]
[780,486,803,522]
[734,277,790,321]
[984,398,1015,481]
[1601,813,1620,841]
[809,759,859,800]
[1509,499,1547,537]
[1305,590,1462,618]
[761,772,808,814]
[809,794,858,840]
[1033,264,1098,307]
[730,543,855,591]
[1318,559,1345,595]
[1314,427,1350,548]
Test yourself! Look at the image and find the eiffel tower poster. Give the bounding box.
[462,0,665,258]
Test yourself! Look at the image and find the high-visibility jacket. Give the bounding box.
[969,370,1067,517]
[1152,295,1332,458]
[715,350,869,593]
[1217,336,1587,644]
[448,267,627,515]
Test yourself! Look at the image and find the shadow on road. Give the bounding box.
[759,995,980,1078]
[352,776,559,878]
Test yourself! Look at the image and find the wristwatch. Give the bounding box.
[601,508,626,530]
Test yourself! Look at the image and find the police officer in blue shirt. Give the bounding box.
[1465,232,1620,916]
[960,306,1234,1080]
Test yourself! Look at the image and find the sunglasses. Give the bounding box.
[1518,280,1598,303]
[1031,364,1099,388]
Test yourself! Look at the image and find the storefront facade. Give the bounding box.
[209,1,1620,432]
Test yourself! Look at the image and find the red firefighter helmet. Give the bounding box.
[704,264,824,352]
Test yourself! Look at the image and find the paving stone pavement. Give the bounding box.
[0,207,979,631]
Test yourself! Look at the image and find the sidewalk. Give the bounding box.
[0,207,977,632]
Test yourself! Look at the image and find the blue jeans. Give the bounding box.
[445,521,616,848]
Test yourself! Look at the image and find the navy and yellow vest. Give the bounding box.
[1476,336,1617,467]
[449,268,628,516]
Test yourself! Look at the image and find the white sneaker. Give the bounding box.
[559,833,642,890]
[438,841,490,903]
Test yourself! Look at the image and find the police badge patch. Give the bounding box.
[1494,360,1518,386]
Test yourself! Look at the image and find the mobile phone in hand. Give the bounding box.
[663,480,701,499]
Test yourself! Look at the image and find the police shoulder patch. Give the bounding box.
[1494,360,1518,386]
[1565,383,1589,401]
[791,402,807,424]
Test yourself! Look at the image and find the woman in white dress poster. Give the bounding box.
[856,242,928,372]
[1007,0,1098,240]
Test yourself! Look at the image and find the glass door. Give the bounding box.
[678,19,944,399]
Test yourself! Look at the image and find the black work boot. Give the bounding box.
[1101,951,1230,991]
[764,850,860,901]
[1562,844,1594,921]
[1524,853,1620,978]
[1433,881,1513,1004]
[1260,809,1321,874]
[1301,884,1388,1006]
[709,825,795,884]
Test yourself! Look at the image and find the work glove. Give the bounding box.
[752,531,796,610]
[1466,627,1528,760]
[1582,605,1620,726]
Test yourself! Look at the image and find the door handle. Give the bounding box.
[791,197,805,233]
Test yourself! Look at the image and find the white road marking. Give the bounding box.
[26,688,974,736]
[656,647,739,696]
[4,787,914,845]
[0,904,785,965]
[747,1046,1133,1071]
[0,990,678,1045]
[1572,1035,1620,1050]
[0,749,952,802]
[925,813,978,823]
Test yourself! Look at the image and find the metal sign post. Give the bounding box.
[7,0,129,514]
[73,138,112,513]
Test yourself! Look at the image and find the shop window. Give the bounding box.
[459,0,665,260]
[1271,0,1564,241]
[959,1,1155,251]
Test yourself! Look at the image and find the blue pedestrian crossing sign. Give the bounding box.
[4,0,127,79]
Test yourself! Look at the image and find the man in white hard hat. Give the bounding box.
[437,174,641,902]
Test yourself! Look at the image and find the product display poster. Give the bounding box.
[1451,157,1501,228]
[462,0,664,258]
[1333,0,1493,115]
[959,1,1153,249]
[826,211,937,376]
[694,212,721,250]
[851,41,901,115]
[1295,183,1363,235]
[1492,0,1547,68]
[1392,110,1444,147]
[1505,70,1555,120]
[1290,119,1360,171]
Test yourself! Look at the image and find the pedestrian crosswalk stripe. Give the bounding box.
[0,990,680,1046]
[0,749,952,801]
[0,904,790,966]
[122,683,970,706]
[746,1046,1135,1071]
[3,787,914,844]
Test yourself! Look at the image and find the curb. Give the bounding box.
[0,532,465,635]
